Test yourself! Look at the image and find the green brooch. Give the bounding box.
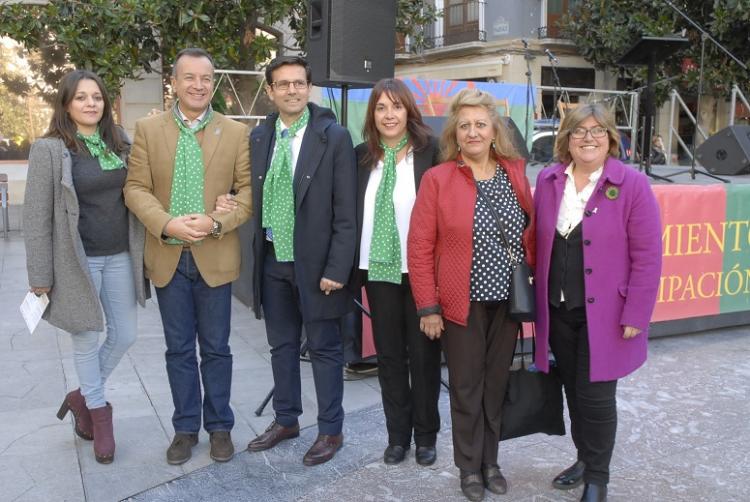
[605,186,619,200]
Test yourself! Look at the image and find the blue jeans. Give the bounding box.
[155,251,234,434]
[72,252,138,409]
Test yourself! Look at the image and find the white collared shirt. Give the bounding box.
[556,162,603,238]
[175,105,209,130]
[270,123,307,176]
[359,148,417,273]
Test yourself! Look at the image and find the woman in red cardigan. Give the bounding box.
[407,88,535,502]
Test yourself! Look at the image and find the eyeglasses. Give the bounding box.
[270,80,309,91]
[571,126,608,139]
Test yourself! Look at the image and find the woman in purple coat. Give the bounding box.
[533,104,661,502]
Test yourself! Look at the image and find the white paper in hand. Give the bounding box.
[19,292,50,334]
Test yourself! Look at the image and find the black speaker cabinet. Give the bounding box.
[696,125,750,175]
[307,0,396,88]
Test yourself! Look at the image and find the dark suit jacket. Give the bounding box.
[251,103,357,322]
[351,136,440,290]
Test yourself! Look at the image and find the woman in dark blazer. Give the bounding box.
[24,70,148,464]
[534,103,661,502]
[354,78,442,466]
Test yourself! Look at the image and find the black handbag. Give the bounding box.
[500,328,565,441]
[475,181,536,322]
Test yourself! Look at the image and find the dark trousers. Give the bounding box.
[262,246,344,435]
[365,274,442,447]
[155,251,234,434]
[549,304,618,485]
[442,301,518,471]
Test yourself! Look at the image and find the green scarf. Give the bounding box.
[261,107,310,262]
[167,104,213,245]
[76,129,124,171]
[368,134,409,284]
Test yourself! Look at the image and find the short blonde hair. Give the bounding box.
[440,88,520,162]
[554,103,620,164]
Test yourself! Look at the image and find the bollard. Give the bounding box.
[0,173,8,239]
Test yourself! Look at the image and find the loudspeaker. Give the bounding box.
[696,125,750,175]
[307,0,396,88]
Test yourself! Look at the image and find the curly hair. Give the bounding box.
[440,87,519,162]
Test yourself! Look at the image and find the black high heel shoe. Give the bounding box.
[580,483,607,502]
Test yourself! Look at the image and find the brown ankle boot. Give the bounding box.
[56,388,93,440]
[90,404,114,464]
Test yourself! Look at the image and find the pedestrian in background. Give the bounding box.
[533,103,661,502]
[24,69,149,464]
[353,78,442,466]
[408,88,535,501]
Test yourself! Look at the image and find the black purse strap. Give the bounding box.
[475,180,519,264]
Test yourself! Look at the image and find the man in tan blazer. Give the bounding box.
[124,47,251,466]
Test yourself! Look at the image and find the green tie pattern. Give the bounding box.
[167,104,213,245]
[262,107,310,262]
[368,134,409,284]
[76,129,124,171]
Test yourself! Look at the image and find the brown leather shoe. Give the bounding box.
[302,433,343,466]
[247,420,300,452]
[166,433,198,465]
[56,388,93,440]
[90,403,114,464]
[209,431,234,462]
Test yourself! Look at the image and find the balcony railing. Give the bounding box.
[444,0,485,46]
[538,25,567,39]
[424,30,487,50]
[399,0,486,52]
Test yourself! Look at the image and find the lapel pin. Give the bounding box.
[605,186,619,200]
[592,207,598,214]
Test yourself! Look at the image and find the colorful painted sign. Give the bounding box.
[322,78,535,148]
[652,184,750,321]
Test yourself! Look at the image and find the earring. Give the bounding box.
[457,145,461,152]
[491,140,496,150]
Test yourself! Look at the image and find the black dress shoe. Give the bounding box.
[552,460,586,490]
[581,483,607,502]
[415,445,436,466]
[481,464,507,495]
[384,445,409,464]
[459,470,485,501]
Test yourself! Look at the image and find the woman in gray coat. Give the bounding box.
[24,70,148,464]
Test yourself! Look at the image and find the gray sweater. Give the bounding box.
[24,137,149,334]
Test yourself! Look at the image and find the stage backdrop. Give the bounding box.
[653,184,750,322]
[321,78,536,149]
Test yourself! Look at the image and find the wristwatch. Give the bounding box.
[210,218,222,238]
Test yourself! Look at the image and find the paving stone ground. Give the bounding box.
[1,232,748,502]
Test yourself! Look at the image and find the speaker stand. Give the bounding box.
[522,40,533,150]
[545,53,564,168]
[618,38,691,183]
[341,84,349,127]
[663,33,728,183]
